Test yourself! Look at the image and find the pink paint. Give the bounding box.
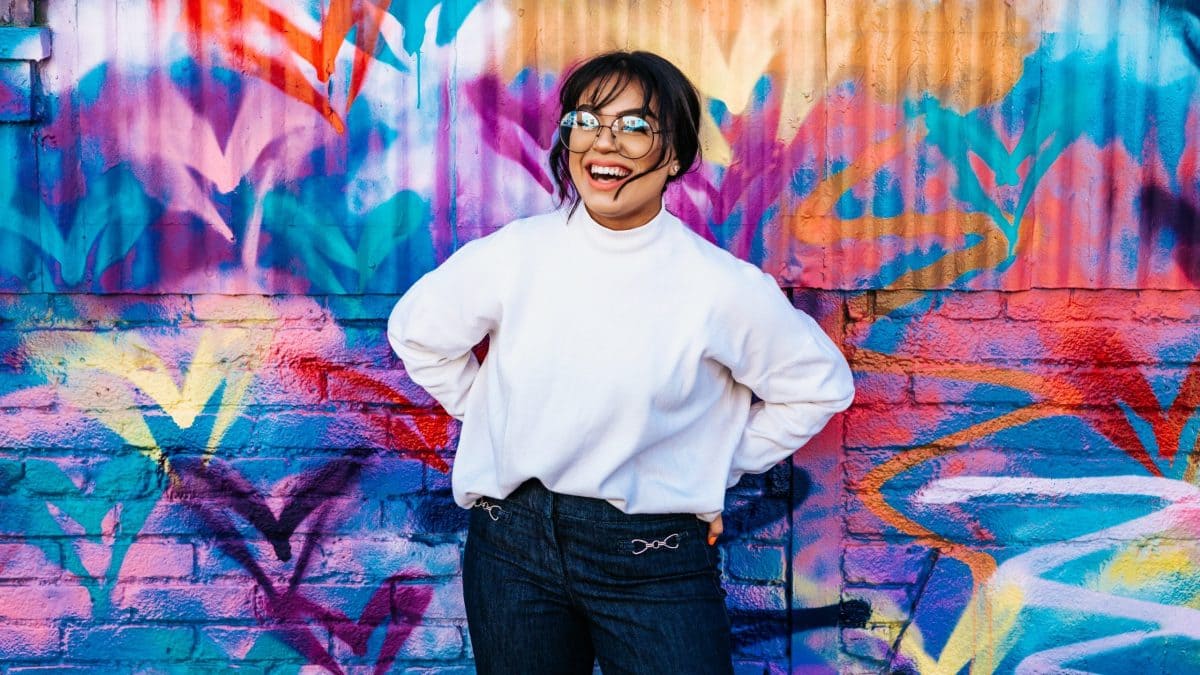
[0,543,57,580]
[71,539,115,580]
[0,584,92,620]
[80,70,341,248]
[0,624,60,658]
[116,542,195,580]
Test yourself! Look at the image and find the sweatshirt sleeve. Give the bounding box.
[386,235,503,420]
[711,267,855,488]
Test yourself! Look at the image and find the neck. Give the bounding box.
[569,201,670,253]
[584,201,663,231]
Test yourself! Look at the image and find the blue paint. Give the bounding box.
[372,29,408,72]
[870,241,953,287]
[858,312,919,353]
[0,26,51,60]
[752,75,772,106]
[917,40,1199,263]
[710,206,742,249]
[17,452,162,617]
[994,610,1159,674]
[260,180,436,294]
[77,62,108,108]
[791,166,818,198]
[0,127,45,291]
[1177,409,1200,476]
[872,169,904,218]
[389,0,483,56]
[0,61,32,121]
[709,98,730,127]
[904,555,973,664]
[435,0,484,45]
[834,189,865,220]
[40,162,163,289]
[1068,636,1200,674]
[750,203,775,266]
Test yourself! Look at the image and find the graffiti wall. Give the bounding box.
[2,0,1199,672]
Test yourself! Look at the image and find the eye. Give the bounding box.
[561,110,600,129]
[617,116,652,135]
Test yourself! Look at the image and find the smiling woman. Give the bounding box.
[386,50,854,674]
[550,51,701,230]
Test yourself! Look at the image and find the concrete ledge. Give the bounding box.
[0,26,48,121]
[0,26,50,61]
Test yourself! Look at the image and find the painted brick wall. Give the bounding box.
[4,1,1200,673]
[837,289,1200,672]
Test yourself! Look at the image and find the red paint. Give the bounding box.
[152,0,396,134]
[291,357,452,473]
[1053,325,1200,468]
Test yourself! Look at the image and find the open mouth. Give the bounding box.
[587,163,632,184]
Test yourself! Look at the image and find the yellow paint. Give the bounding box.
[44,322,271,474]
[909,578,1024,675]
[826,0,1034,113]
[499,0,822,149]
[1097,541,1200,609]
[499,0,1034,145]
[1103,543,1194,586]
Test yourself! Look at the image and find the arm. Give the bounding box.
[714,268,854,488]
[386,236,502,420]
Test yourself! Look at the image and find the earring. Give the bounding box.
[670,164,680,175]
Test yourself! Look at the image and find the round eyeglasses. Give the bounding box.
[557,110,659,160]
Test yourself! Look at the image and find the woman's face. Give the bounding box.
[566,82,673,231]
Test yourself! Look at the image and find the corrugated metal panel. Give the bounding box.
[4,0,1199,292]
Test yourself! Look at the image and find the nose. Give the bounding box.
[592,124,618,152]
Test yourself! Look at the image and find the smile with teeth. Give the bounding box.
[589,164,631,181]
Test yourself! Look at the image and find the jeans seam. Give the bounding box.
[557,511,699,525]
[533,490,576,610]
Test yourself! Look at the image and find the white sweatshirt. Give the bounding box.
[386,204,854,521]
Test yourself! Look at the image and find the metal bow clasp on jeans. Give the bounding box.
[475,498,504,521]
[630,532,681,555]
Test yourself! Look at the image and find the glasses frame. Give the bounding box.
[557,109,662,160]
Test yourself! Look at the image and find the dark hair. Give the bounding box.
[549,51,702,210]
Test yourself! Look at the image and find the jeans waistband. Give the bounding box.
[501,478,698,523]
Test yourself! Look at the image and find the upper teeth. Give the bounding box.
[591,165,630,177]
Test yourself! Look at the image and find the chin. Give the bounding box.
[582,196,621,213]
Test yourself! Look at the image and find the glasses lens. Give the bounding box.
[559,110,600,153]
[614,115,653,159]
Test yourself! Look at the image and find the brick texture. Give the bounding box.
[3,278,1198,675]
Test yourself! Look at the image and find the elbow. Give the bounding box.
[839,362,856,402]
[833,387,855,413]
[825,352,855,411]
[385,300,411,359]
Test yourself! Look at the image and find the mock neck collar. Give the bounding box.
[567,202,670,252]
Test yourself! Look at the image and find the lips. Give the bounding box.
[583,161,633,191]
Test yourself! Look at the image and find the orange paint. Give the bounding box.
[152,0,396,134]
[857,404,1059,583]
[779,122,1015,288]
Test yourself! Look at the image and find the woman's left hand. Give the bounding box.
[707,515,723,546]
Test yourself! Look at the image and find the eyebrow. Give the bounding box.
[576,104,658,120]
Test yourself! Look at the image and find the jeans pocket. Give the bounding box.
[585,517,716,583]
[467,496,529,562]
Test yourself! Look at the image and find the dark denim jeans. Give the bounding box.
[462,478,734,674]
